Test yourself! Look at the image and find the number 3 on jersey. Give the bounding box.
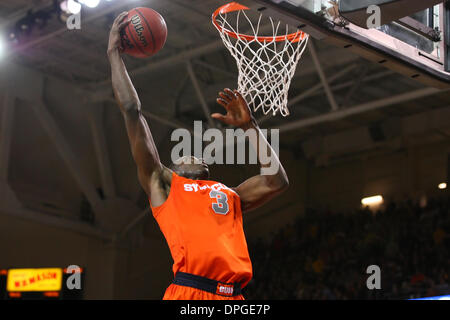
[209,190,229,215]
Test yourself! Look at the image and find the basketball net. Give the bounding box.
[213,2,309,117]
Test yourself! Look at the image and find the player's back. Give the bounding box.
[150,172,253,299]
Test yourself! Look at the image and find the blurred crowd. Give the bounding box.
[244,195,450,300]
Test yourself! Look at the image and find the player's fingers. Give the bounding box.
[114,12,128,25]
[234,90,250,109]
[118,19,130,30]
[211,113,229,123]
[220,89,233,102]
[116,12,127,21]
[216,98,230,109]
[224,88,236,100]
[234,90,245,101]
[218,92,232,103]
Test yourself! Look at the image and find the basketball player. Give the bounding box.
[108,12,289,300]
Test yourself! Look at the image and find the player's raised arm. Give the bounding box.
[212,89,289,213]
[107,12,171,205]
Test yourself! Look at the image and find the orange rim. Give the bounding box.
[212,2,307,43]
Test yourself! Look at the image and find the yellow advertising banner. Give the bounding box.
[7,268,63,292]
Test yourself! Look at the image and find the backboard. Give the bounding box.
[238,0,450,88]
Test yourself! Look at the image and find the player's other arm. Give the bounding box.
[212,89,289,213]
[107,12,171,206]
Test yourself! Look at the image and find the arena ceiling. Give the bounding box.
[0,0,449,240]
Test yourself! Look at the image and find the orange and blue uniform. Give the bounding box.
[150,172,253,300]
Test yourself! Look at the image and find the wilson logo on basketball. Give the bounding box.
[216,284,234,296]
[130,14,149,48]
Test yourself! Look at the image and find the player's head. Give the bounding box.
[170,156,210,180]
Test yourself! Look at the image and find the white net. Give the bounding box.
[213,5,309,117]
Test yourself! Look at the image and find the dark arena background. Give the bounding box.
[0,0,449,301]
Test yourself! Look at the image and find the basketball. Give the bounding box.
[121,7,167,58]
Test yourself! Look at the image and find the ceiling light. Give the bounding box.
[361,195,383,206]
[64,0,82,14]
[79,0,101,8]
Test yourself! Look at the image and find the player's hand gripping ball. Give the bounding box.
[120,7,168,58]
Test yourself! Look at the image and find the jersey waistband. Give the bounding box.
[173,272,242,297]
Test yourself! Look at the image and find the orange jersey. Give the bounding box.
[150,172,253,293]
